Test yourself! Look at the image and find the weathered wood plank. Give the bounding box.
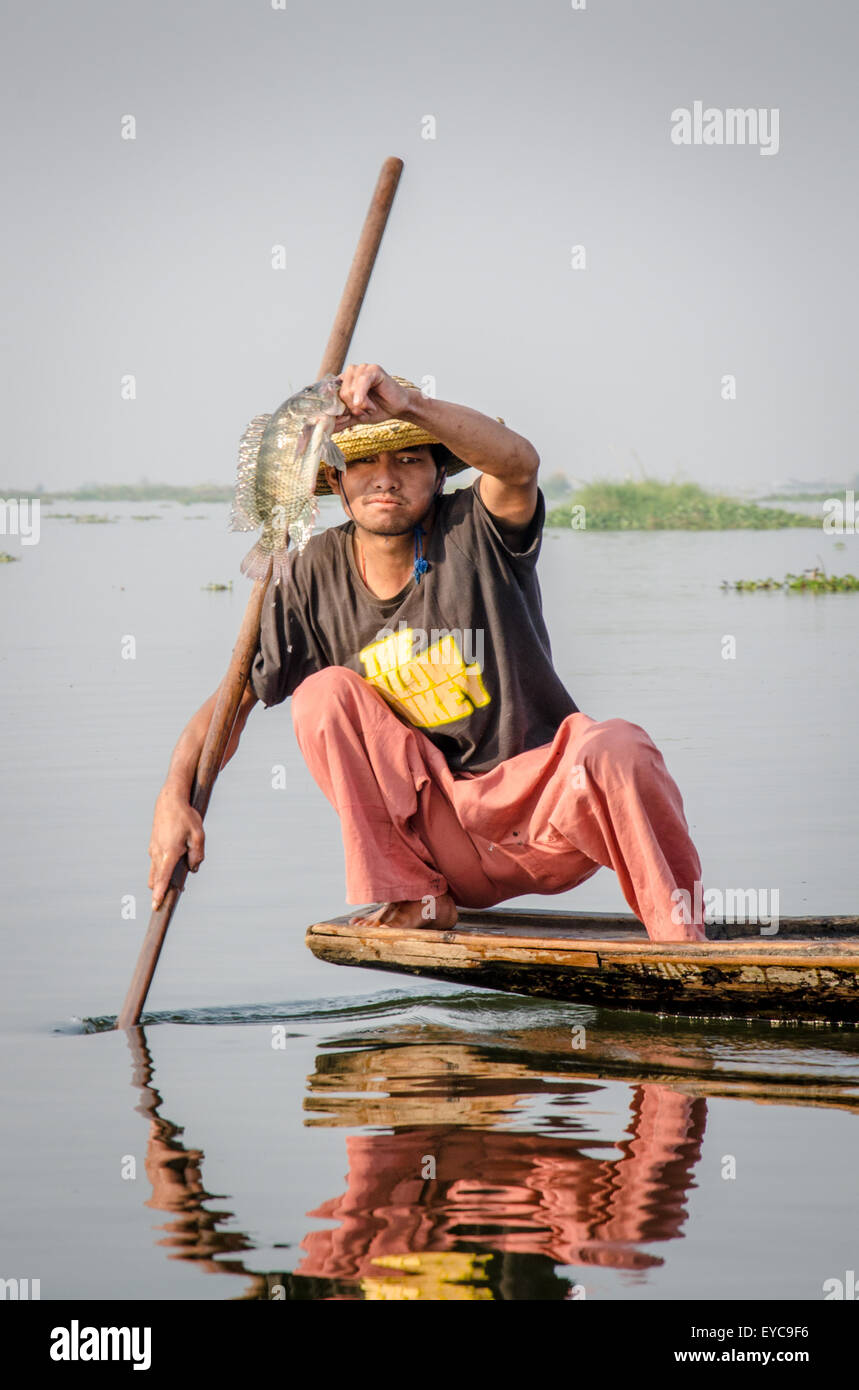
[305,908,859,1021]
[308,917,859,963]
[455,909,859,939]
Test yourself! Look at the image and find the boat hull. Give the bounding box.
[305,910,859,1022]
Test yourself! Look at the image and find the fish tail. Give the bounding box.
[270,549,292,588]
[239,539,275,582]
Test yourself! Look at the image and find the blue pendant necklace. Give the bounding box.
[413,524,429,584]
[356,525,429,588]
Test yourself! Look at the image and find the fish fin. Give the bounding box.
[239,539,275,582]
[294,421,314,460]
[271,549,292,588]
[229,413,271,532]
[229,501,259,532]
[322,438,346,472]
[288,497,319,554]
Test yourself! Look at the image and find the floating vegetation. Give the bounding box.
[722,568,859,593]
[44,512,117,524]
[0,551,19,563]
[547,479,819,530]
[130,514,161,521]
[202,581,233,591]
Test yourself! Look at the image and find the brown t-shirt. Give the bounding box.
[249,479,578,773]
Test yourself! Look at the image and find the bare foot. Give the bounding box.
[349,893,459,930]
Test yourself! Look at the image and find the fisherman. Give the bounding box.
[148,364,706,942]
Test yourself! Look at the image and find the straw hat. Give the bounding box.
[315,376,471,497]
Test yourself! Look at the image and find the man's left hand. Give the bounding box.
[333,363,412,431]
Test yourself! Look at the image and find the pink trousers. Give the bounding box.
[292,667,706,943]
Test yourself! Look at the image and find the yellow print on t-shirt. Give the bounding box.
[358,627,491,728]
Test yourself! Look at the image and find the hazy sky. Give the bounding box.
[3,0,857,491]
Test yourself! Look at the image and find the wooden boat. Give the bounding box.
[306,909,859,1022]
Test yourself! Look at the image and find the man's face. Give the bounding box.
[325,446,440,535]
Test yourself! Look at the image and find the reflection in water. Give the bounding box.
[126,1019,712,1299]
[127,1028,255,1278]
[297,1039,706,1297]
[299,1108,706,1291]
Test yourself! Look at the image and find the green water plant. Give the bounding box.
[722,568,859,593]
[44,512,117,524]
[202,581,233,591]
[547,479,818,530]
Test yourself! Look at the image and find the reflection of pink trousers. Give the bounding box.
[292,667,705,943]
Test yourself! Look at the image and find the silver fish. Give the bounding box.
[229,374,346,584]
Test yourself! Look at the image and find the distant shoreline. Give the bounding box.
[754,492,838,504]
[0,478,837,530]
[2,484,234,504]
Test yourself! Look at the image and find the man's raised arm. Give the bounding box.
[335,364,540,529]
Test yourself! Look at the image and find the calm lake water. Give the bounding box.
[1,498,857,1300]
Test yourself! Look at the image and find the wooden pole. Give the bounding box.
[116,156,404,1030]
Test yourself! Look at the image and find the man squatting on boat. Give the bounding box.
[148,364,706,942]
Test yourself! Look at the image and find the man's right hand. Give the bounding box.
[145,680,257,911]
[148,788,206,910]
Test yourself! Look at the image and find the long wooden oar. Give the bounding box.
[116,156,404,1030]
